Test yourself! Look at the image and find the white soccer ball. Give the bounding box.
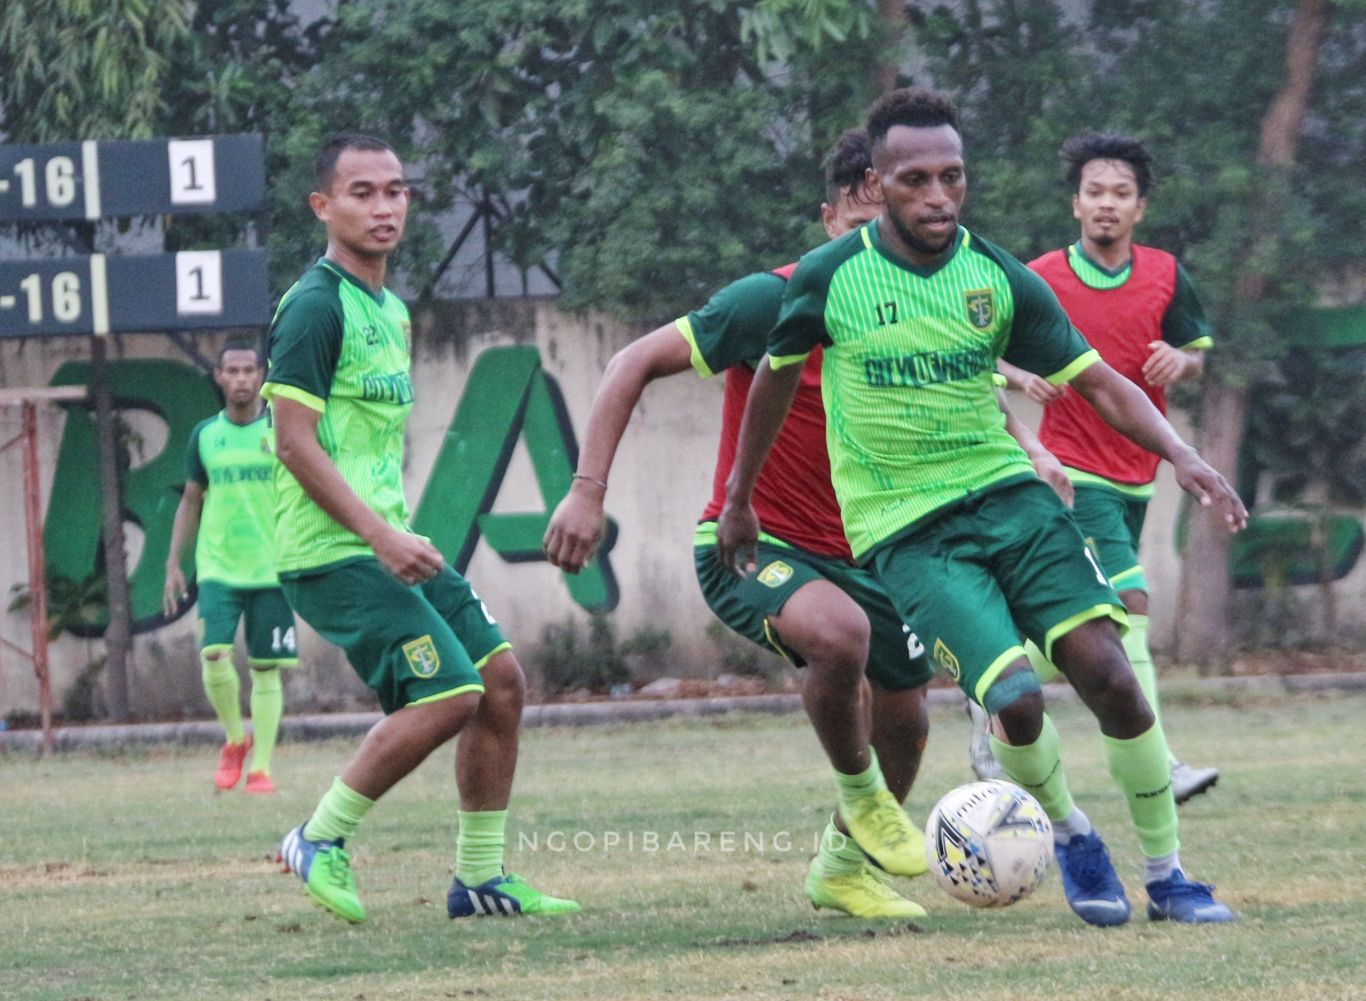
[924,780,1053,908]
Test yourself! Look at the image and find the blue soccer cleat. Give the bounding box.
[1055,831,1131,927]
[1146,869,1236,923]
[447,871,581,918]
[278,824,365,924]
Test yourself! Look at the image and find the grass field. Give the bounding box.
[4,689,1366,1001]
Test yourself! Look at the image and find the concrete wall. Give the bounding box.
[1,299,1362,720]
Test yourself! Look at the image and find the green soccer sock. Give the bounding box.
[248,666,283,776]
[989,713,1076,823]
[457,810,508,886]
[303,777,375,844]
[832,747,889,811]
[811,815,867,879]
[201,649,245,744]
[1103,721,1180,859]
[1120,615,1177,765]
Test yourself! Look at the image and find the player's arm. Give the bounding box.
[162,481,204,616]
[998,358,1064,404]
[1144,262,1210,387]
[272,397,442,585]
[1000,393,1072,507]
[543,325,694,574]
[716,356,803,575]
[1068,361,1245,530]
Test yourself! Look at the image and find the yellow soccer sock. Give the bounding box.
[248,666,283,775]
[201,649,245,744]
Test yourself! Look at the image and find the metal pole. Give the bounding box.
[20,402,55,755]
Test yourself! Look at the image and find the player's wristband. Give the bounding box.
[572,473,608,491]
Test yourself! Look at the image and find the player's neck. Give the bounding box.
[1079,234,1132,272]
[225,400,263,425]
[325,245,389,295]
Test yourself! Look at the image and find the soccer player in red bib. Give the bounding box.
[1008,131,1219,804]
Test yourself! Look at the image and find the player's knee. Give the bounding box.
[479,652,526,718]
[984,667,1044,746]
[203,649,225,662]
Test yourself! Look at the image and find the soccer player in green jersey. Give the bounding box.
[544,129,1071,919]
[992,132,1220,805]
[164,341,296,794]
[719,88,1245,926]
[264,134,578,924]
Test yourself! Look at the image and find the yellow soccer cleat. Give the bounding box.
[841,789,929,878]
[805,860,928,919]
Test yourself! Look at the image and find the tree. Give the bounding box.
[0,0,193,719]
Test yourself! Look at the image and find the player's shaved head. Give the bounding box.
[218,338,262,366]
[314,133,398,193]
[1062,131,1155,197]
[866,88,961,167]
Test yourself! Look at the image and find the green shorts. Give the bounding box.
[281,559,508,714]
[197,580,299,666]
[693,525,932,692]
[868,479,1126,707]
[1071,484,1150,593]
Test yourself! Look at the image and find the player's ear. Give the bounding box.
[1133,196,1147,225]
[308,190,330,222]
[864,166,883,201]
[1072,193,1082,221]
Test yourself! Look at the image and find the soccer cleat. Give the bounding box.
[278,824,366,923]
[1146,869,1235,923]
[447,872,582,917]
[805,859,927,919]
[1055,831,1131,927]
[841,790,929,878]
[214,738,251,790]
[244,770,276,795]
[1170,761,1219,805]
[966,699,1004,781]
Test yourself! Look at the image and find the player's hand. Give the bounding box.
[543,486,606,575]
[372,527,445,585]
[1030,450,1074,507]
[716,499,760,578]
[1018,372,1065,405]
[1142,341,1192,387]
[162,565,188,617]
[1172,450,1248,532]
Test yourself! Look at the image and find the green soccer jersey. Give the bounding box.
[261,258,415,576]
[768,222,1098,559]
[185,410,278,588]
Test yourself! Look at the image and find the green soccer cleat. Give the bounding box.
[278,825,366,924]
[447,872,582,917]
[841,789,929,878]
[805,860,928,919]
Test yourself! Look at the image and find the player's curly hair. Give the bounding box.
[313,133,397,192]
[218,338,263,366]
[865,88,961,153]
[823,128,875,205]
[1061,131,1155,196]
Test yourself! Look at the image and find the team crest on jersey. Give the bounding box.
[757,560,794,588]
[403,635,441,678]
[362,323,380,346]
[964,288,995,329]
[933,638,961,680]
[259,436,272,455]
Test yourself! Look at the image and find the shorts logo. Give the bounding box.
[402,635,441,678]
[964,289,995,329]
[756,560,793,588]
[933,638,961,681]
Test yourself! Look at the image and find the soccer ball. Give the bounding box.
[924,780,1053,907]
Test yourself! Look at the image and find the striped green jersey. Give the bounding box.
[768,222,1098,559]
[185,410,278,588]
[261,258,415,576]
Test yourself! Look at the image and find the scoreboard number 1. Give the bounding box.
[175,251,224,315]
[168,139,217,206]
